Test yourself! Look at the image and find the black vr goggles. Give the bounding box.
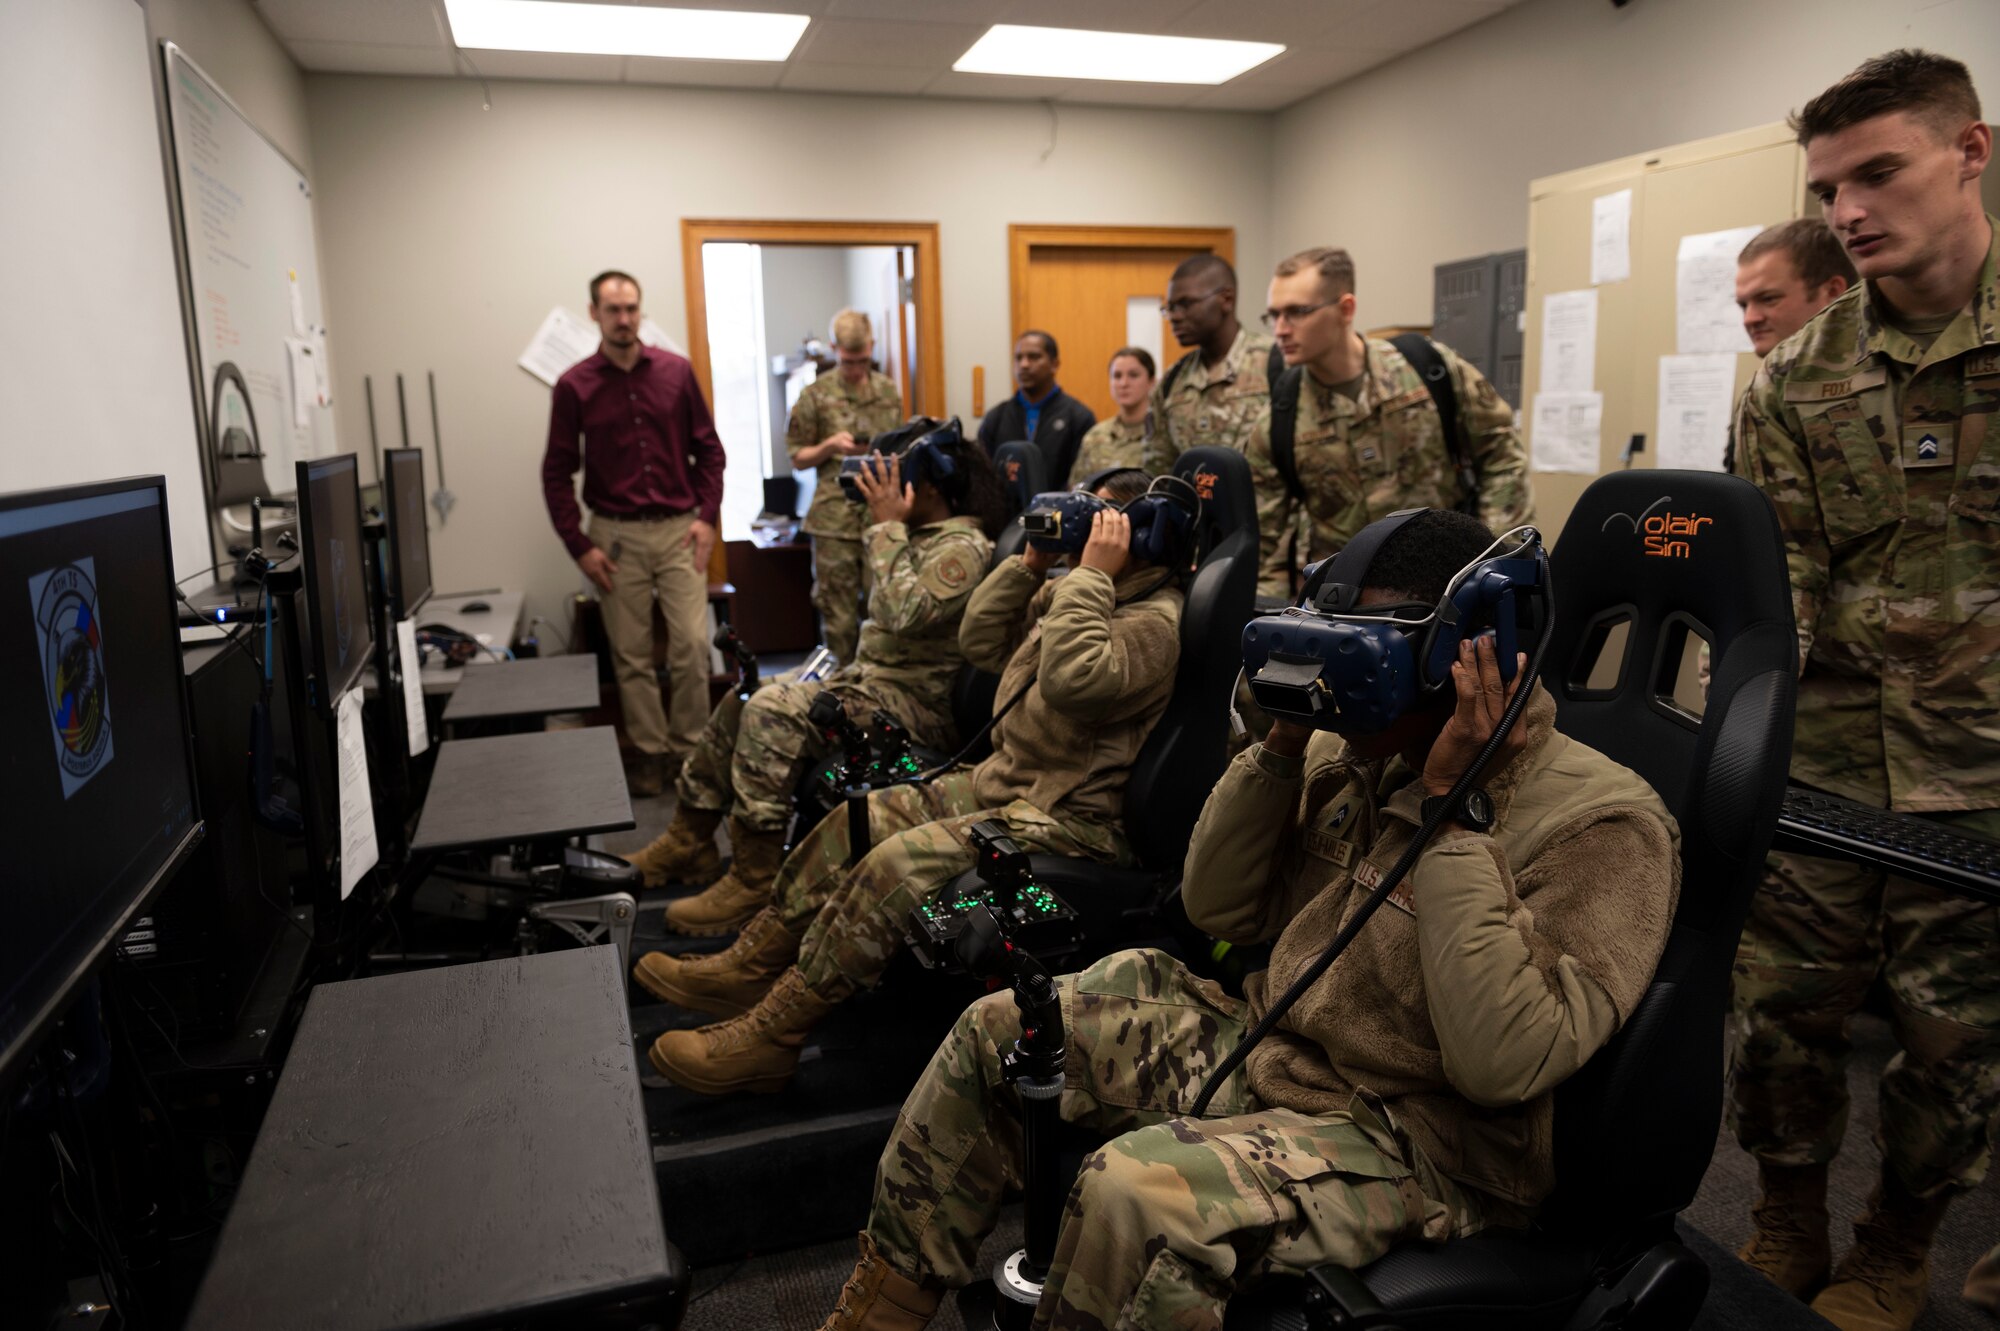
[1019,474,1201,566]
[1241,510,1548,736]
[839,416,966,503]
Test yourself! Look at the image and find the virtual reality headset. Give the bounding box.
[1240,510,1546,736]
[1020,474,1201,566]
[839,417,966,502]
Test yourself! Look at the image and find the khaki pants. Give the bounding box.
[589,512,709,760]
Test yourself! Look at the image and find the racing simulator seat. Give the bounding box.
[925,444,1259,971]
[1224,469,1799,1330]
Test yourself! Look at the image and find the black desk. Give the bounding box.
[186,948,685,1330]
[441,653,599,725]
[411,727,633,853]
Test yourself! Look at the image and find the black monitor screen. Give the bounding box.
[296,455,373,710]
[382,449,432,618]
[0,476,200,1087]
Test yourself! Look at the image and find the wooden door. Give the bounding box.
[1009,226,1235,423]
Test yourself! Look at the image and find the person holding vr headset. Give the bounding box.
[815,509,1681,1331]
[621,419,1003,940]
[643,468,1193,1097]
[788,309,909,666]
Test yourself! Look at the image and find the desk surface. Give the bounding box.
[185,948,679,1331]
[411,726,633,852]
[441,653,599,723]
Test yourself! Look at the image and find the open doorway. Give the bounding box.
[680,220,943,543]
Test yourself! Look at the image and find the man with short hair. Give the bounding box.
[1251,247,1533,599]
[1724,220,1858,472]
[1141,253,1275,478]
[1730,49,1998,1331]
[976,330,1095,487]
[542,271,724,796]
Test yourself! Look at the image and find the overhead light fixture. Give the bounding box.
[953,25,1283,84]
[443,0,809,62]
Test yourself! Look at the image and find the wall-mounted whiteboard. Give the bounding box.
[161,42,336,503]
[0,0,209,580]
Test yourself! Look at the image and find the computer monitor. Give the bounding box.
[295,454,374,712]
[0,475,201,1089]
[381,448,432,619]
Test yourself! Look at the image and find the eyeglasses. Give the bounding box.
[1162,289,1223,316]
[1260,300,1336,330]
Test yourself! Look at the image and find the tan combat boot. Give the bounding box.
[630,906,802,1017]
[1738,1161,1832,1299]
[1810,1173,1953,1331]
[817,1233,941,1331]
[647,967,833,1095]
[621,804,723,888]
[1964,1243,2000,1313]
[662,817,787,936]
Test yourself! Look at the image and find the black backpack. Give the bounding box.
[1266,334,1476,515]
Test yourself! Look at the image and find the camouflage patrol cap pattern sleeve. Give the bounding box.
[1438,343,1534,532]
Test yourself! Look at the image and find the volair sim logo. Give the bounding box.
[1600,495,1715,560]
[30,558,115,798]
[1192,469,1219,502]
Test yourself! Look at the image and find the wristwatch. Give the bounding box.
[1421,787,1495,833]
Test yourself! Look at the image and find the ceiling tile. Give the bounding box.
[822,0,1000,18]
[1055,80,1204,107]
[253,0,448,46]
[1347,0,1501,52]
[622,55,788,86]
[285,39,458,76]
[1169,0,1370,46]
[921,70,1080,100]
[793,18,985,67]
[995,0,1201,33]
[1229,45,1396,88]
[777,61,936,93]
[456,48,627,80]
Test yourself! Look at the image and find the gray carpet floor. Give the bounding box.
[607,787,1997,1331]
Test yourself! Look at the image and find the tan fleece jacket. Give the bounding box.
[958,557,1183,831]
[1183,685,1680,1208]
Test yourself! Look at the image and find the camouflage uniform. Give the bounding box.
[1142,327,1276,478]
[1070,414,1153,479]
[1245,338,1533,598]
[788,369,906,664]
[1729,216,2000,1198]
[674,516,990,833]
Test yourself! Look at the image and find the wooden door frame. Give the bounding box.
[678,219,945,417]
[1006,224,1237,340]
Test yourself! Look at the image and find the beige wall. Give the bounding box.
[1271,0,2000,328]
[144,0,312,173]
[303,74,1274,630]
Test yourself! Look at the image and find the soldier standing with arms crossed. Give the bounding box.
[789,309,907,666]
[1730,50,1999,1331]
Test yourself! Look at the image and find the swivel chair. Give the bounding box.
[991,440,1046,526]
[1223,470,1798,1330]
[934,445,1259,964]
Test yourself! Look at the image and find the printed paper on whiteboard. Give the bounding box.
[1676,225,1764,354]
[1539,290,1598,394]
[519,306,604,386]
[285,337,320,429]
[335,687,378,900]
[1591,189,1632,285]
[396,617,430,757]
[1530,391,1603,474]
[1656,354,1739,472]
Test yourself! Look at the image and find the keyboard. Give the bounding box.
[1772,787,2000,905]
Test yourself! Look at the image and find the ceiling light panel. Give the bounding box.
[443,0,810,62]
[952,25,1283,85]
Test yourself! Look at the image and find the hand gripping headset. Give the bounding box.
[1240,509,1547,736]
[1019,474,1202,566]
[839,416,967,503]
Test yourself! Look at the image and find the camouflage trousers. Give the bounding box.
[773,772,1129,1002]
[812,534,869,667]
[674,668,948,834]
[1728,808,2000,1196]
[865,948,1513,1330]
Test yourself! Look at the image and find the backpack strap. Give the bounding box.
[1269,360,1305,503]
[1159,349,1198,402]
[1388,333,1476,511]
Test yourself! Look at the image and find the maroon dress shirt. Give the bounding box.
[541,344,727,560]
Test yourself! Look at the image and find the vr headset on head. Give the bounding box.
[839,416,967,502]
[1240,509,1547,736]
[1020,474,1201,566]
